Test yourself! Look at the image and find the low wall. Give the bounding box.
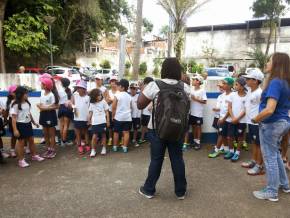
[0,91,220,143]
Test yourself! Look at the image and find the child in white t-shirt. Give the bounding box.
[0,99,7,162]
[112,79,132,153]
[130,83,141,146]
[71,80,90,155]
[242,70,265,175]
[11,86,44,168]
[88,88,110,157]
[139,77,154,146]
[226,77,247,162]
[189,75,207,150]
[208,81,225,158]
[107,76,119,146]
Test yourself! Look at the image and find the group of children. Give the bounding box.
[0,74,154,168]
[0,70,287,175]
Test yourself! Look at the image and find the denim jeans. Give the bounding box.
[143,130,187,197]
[259,119,290,196]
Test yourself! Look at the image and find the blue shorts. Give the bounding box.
[228,123,247,138]
[132,118,141,130]
[141,115,150,126]
[109,111,114,129]
[91,123,107,135]
[39,110,57,127]
[58,104,74,120]
[74,121,88,129]
[218,121,230,137]
[0,118,5,137]
[16,122,33,139]
[189,115,203,126]
[212,117,219,130]
[248,124,260,145]
[113,120,132,132]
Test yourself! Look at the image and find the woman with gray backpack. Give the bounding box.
[137,58,190,200]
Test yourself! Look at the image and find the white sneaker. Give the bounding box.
[25,147,30,154]
[2,152,10,158]
[101,146,107,155]
[90,149,96,157]
[18,159,30,168]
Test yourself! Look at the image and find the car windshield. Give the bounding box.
[54,69,65,74]
[103,70,110,74]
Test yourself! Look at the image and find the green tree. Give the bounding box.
[143,18,153,34]
[139,62,147,75]
[158,0,210,60]
[0,0,7,73]
[159,25,169,39]
[251,0,290,56]
[100,60,111,69]
[246,47,270,70]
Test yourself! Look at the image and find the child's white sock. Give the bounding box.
[214,146,219,153]
[235,150,240,155]
[224,146,229,152]
[194,139,200,144]
[230,148,235,153]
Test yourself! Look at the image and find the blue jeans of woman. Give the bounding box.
[259,119,290,196]
[143,130,187,197]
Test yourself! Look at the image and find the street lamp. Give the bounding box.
[44,16,56,67]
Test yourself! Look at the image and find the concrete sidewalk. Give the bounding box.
[0,143,289,218]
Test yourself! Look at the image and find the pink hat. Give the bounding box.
[39,73,53,80]
[8,85,17,94]
[74,80,87,90]
[40,77,53,90]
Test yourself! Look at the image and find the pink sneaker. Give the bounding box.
[18,159,30,168]
[47,151,56,159]
[10,150,17,158]
[32,155,45,162]
[42,149,51,158]
[85,146,91,153]
[78,146,84,155]
[2,152,10,159]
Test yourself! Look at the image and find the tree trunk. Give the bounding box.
[265,20,274,57]
[132,0,143,81]
[0,0,7,74]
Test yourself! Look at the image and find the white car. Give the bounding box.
[245,68,262,75]
[49,67,81,82]
[93,69,118,83]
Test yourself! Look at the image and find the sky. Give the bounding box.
[128,0,290,35]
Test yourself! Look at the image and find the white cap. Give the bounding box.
[95,74,103,80]
[192,74,204,84]
[110,75,118,81]
[243,69,264,81]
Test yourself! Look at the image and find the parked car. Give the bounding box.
[92,69,118,83]
[48,67,81,82]
[16,67,45,74]
[205,68,230,77]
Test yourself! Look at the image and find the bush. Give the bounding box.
[188,59,204,74]
[100,60,111,69]
[91,62,97,68]
[125,61,131,70]
[139,62,147,75]
[152,66,160,77]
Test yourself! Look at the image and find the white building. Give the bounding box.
[185,18,290,68]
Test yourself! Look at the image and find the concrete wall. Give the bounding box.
[185,26,290,67]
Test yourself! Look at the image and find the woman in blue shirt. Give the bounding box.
[252,52,290,202]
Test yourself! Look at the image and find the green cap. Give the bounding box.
[223,77,235,86]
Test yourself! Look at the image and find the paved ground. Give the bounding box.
[0,139,290,218]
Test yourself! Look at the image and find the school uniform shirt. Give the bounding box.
[89,100,109,125]
[219,92,232,122]
[142,104,152,116]
[73,93,90,121]
[142,79,191,129]
[131,94,141,118]
[114,91,132,122]
[108,89,119,112]
[245,87,262,125]
[58,88,69,105]
[10,102,31,123]
[228,92,247,123]
[0,99,5,119]
[190,88,207,118]
[214,93,224,118]
[40,92,55,107]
